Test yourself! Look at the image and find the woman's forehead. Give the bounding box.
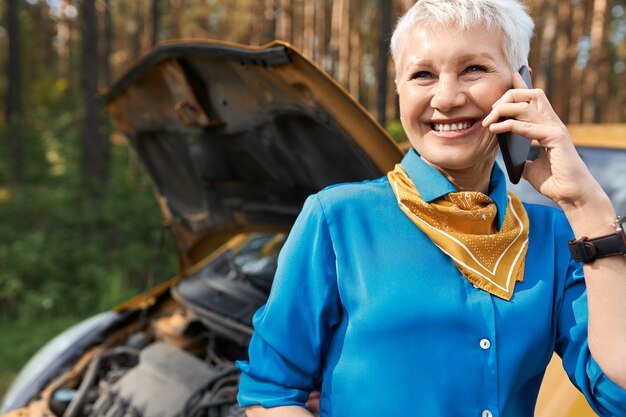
[399,23,507,66]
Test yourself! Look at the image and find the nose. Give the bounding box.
[430,75,466,111]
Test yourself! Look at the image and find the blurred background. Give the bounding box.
[1,0,625,397]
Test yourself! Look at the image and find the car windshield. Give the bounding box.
[501,146,626,215]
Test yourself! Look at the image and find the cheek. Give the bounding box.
[398,89,429,122]
[468,83,508,111]
[398,97,414,131]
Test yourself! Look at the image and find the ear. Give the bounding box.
[528,66,533,77]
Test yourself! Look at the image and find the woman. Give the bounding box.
[237,1,626,416]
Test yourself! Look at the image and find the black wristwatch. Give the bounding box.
[568,216,626,263]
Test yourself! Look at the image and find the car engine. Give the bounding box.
[36,233,316,417]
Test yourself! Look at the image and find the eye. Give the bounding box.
[463,65,487,74]
[409,71,433,80]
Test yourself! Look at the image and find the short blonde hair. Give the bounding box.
[391,0,534,72]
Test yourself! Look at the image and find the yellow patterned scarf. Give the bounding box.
[388,164,529,301]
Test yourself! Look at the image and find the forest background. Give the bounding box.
[1,0,626,397]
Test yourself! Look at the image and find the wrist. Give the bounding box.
[568,215,626,264]
[561,192,615,238]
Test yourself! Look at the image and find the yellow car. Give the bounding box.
[1,41,624,417]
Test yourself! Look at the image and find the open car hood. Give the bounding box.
[104,40,403,268]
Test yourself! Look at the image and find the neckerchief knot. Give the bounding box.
[388,163,529,301]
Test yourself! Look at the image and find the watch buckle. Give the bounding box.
[572,237,598,264]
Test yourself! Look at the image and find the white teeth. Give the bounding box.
[432,122,472,132]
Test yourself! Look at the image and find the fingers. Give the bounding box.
[486,115,568,147]
[492,87,539,108]
[306,391,321,412]
[486,117,537,139]
[484,86,560,135]
[482,102,531,126]
[511,71,530,89]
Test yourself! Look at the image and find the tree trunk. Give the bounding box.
[247,0,264,45]
[552,0,572,122]
[131,0,145,59]
[348,0,361,101]
[337,0,350,86]
[99,0,112,88]
[81,0,107,183]
[313,0,327,66]
[567,0,586,123]
[57,0,71,81]
[535,1,558,94]
[386,0,410,121]
[276,0,292,42]
[6,0,23,183]
[583,0,609,123]
[152,0,161,46]
[527,0,546,74]
[302,0,315,57]
[170,0,183,38]
[596,0,612,122]
[291,0,304,51]
[264,0,278,42]
[142,1,153,52]
[376,0,392,126]
[39,2,56,68]
[329,0,343,78]
[617,65,626,121]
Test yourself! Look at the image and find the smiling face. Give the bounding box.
[396,23,514,186]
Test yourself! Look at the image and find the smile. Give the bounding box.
[431,121,474,132]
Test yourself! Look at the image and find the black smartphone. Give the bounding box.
[496,65,533,184]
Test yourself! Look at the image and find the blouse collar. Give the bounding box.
[400,148,509,230]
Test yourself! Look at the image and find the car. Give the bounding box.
[1,40,624,417]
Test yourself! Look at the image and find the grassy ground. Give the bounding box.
[0,316,82,400]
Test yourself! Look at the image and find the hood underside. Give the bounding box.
[104,40,403,267]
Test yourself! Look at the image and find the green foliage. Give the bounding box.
[385,119,408,143]
[0,111,177,381]
[0,153,177,323]
[0,9,177,374]
[0,73,78,184]
[0,316,82,374]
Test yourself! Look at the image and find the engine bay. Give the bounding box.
[12,233,296,417]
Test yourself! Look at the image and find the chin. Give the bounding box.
[416,139,497,169]
[420,149,497,175]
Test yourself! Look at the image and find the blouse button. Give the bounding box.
[480,338,491,350]
[482,410,493,417]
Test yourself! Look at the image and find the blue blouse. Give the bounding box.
[237,149,626,416]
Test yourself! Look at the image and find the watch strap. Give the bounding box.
[568,219,626,263]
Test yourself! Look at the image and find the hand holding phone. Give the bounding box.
[496,65,533,184]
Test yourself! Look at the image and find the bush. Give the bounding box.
[0,138,177,324]
[0,77,178,384]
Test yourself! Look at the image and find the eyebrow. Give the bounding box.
[454,52,497,65]
[406,52,497,68]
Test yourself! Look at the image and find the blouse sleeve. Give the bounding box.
[236,194,342,409]
[556,239,626,416]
